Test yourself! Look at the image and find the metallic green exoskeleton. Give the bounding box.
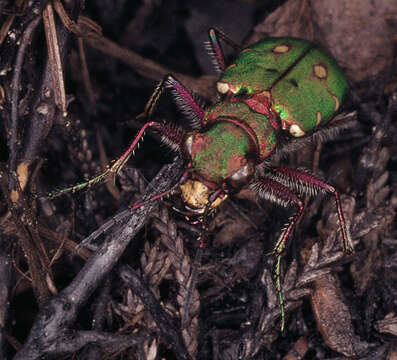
[216,37,349,137]
[52,30,353,333]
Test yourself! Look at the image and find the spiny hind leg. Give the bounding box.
[270,167,354,254]
[250,175,305,331]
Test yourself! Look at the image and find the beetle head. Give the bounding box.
[180,127,255,212]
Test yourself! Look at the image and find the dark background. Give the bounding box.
[0,0,396,359]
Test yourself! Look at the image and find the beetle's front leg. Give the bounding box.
[47,121,185,198]
[250,175,305,332]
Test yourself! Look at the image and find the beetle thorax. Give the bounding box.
[185,122,254,184]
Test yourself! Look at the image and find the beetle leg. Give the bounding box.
[138,75,205,131]
[207,28,226,72]
[250,175,305,332]
[207,28,242,72]
[165,75,205,129]
[270,167,354,254]
[47,121,185,198]
[139,77,168,120]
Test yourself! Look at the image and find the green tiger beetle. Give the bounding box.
[51,29,354,332]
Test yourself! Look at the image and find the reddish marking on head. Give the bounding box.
[227,154,247,174]
[191,133,211,154]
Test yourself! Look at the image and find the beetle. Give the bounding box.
[53,29,354,331]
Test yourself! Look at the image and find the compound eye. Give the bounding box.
[227,160,255,191]
[184,134,193,156]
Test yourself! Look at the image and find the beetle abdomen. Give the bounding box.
[218,37,349,135]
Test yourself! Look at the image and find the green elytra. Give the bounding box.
[217,37,349,134]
